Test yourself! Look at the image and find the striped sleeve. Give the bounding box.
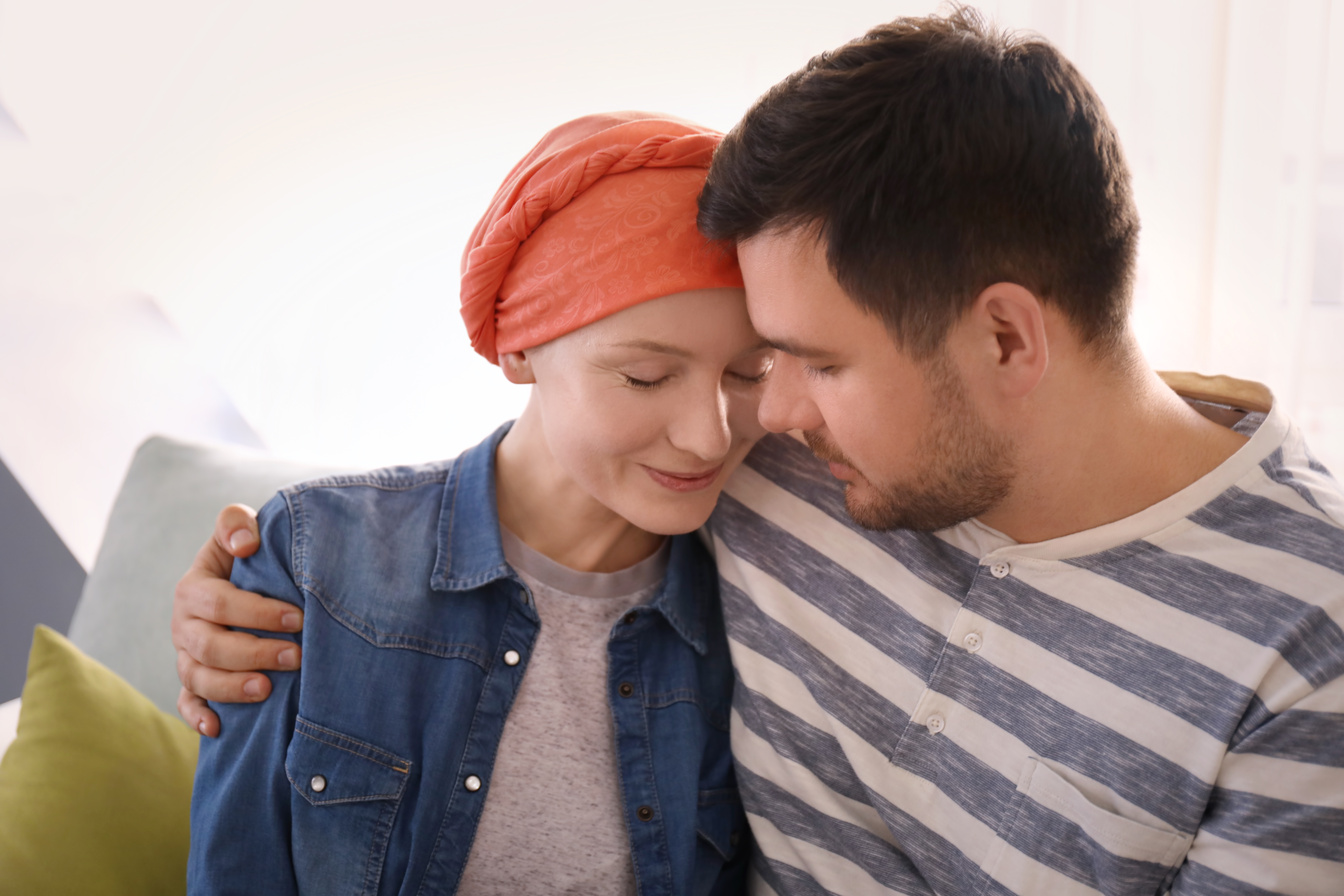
[1173,654,1344,895]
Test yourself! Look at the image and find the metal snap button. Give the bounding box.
[636,805,654,822]
[503,649,521,666]
[618,682,634,698]
[310,775,327,793]
[464,775,482,792]
[622,611,638,625]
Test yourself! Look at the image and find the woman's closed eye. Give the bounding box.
[729,366,771,385]
[729,353,774,385]
[623,374,669,390]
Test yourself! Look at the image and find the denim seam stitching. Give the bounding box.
[291,571,491,665]
[295,720,412,773]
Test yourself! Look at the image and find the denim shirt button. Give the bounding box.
[310,775,327,793]
[464,775,482,792]
[622,611,638,625]
[503,650,521,667]
[618,682,634,698]
[636,805,654,822]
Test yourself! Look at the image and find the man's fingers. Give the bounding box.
[178,687,221,737]
[175,574,302,633]
[214,503,260,559]
[177,620,300,673]
[185,504,261,585]
[177,649,276,704]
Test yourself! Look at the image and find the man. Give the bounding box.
[174,9,1344,894]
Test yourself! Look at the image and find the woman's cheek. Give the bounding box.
[727,389,768,445]
[580,391,665,453]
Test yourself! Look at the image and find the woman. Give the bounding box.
[186,112,772,895]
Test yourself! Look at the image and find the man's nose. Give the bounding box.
[756,356,823,434]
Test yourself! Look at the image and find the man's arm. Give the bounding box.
[188,494,304,895]
[172,504,303,736]
[1173,674,1344,892]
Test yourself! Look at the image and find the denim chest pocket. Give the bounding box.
[981,757,1194,896]
[285,717,412,896]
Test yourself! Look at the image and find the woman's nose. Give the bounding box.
[756,356,822,434]
[670,387,733,461]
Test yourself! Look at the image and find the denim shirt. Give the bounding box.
[188,424,748,896]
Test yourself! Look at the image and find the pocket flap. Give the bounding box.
[286,717,411,807]
[696,788,747,860]
[1018,757,1193,866]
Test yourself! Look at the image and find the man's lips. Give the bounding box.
[642,464,723,492]
[827,460,856,480]
[802,430,856,481]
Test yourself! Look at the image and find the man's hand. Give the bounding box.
[172,504,303,737]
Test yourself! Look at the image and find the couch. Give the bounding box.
[0,435,341,893]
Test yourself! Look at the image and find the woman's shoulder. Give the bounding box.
[282,457,459,499]
[259,454,478,590]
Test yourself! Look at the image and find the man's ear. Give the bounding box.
[957,282,1048,400]
[498,350,537,385]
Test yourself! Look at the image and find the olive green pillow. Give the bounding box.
[0,625,199,894]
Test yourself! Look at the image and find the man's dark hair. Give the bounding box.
[698,7,1139,359]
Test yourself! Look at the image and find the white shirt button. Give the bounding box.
[310,775,327,793]
[989,560,1011,578]
[963,632,983,653]
[503,649,521,666]
[464,775,482,792]
[926,714,946,735]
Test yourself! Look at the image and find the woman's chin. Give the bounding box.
[615,491,721,536]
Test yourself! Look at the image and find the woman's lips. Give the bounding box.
[643,464,723,492]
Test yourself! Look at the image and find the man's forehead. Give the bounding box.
[737,226,827,271]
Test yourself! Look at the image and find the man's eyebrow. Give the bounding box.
[764,337,837,360]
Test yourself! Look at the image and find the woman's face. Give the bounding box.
[520,287,772,535]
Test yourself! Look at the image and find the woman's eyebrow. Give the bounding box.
[607,339,694,358]
[609,338,775,359]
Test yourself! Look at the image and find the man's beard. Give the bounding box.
[805,354,1016,532]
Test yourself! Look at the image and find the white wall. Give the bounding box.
[1,0,1340,566]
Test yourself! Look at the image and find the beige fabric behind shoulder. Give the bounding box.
[1157,371,1273,413]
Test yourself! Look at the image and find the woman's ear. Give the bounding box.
[957,282,1049,401]
[498,350,537,385]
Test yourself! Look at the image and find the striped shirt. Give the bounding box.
[710,387,1344,896]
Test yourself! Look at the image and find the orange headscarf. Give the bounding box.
[460,112,744,364]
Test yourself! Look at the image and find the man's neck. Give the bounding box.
[975,356,1249,545]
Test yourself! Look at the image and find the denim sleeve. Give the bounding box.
[187,492,303,896]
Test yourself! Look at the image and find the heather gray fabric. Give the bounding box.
[66,436,341,714]
[456,528,667,896]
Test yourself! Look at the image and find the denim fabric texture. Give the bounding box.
[188,423,748,896]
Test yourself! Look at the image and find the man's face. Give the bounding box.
[736,228,1015,532]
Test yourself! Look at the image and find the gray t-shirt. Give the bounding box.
[455,527,669,895]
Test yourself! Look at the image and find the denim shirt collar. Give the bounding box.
[655,534,712,655]
[431,422,515,592]
[431,420,710,654]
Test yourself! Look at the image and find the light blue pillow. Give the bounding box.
[66,436,342,714]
